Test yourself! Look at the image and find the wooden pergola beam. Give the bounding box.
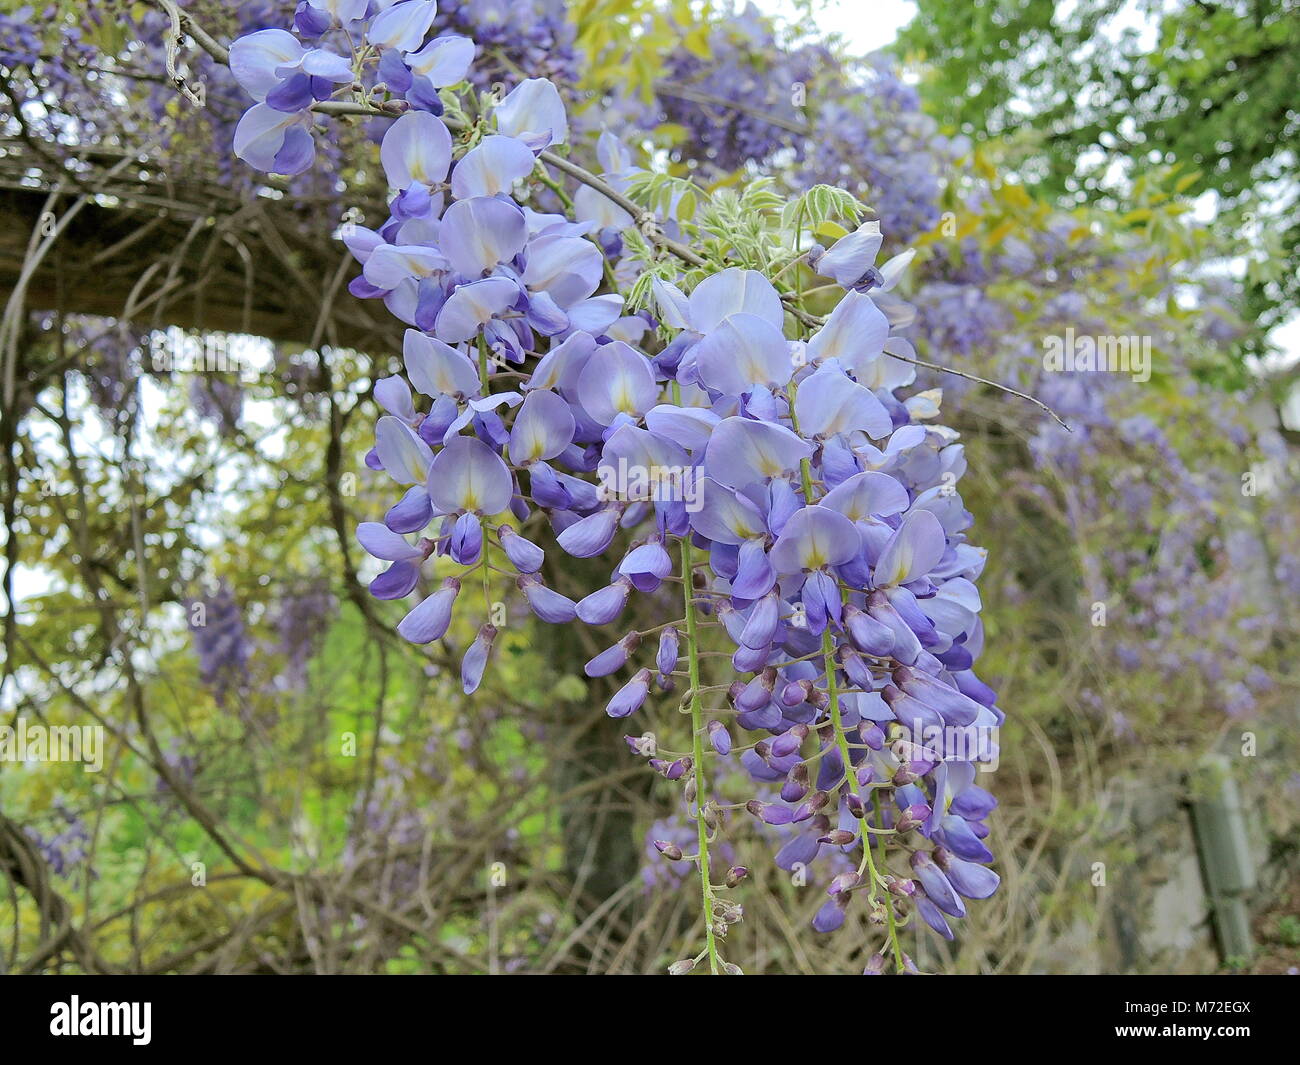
[0,184,397,353]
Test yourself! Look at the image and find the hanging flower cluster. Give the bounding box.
[227,0,1003,973]
[184,579,251,708]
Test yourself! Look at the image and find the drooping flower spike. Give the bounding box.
[226,4,1004,974]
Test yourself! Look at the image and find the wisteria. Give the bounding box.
[185,579,252,707]
[272,581,336,691]
[657,5,812,173]
[23,799,90,878]
[3,0,1295,986]
[651,7,1293,735]
[221,1,1007,972]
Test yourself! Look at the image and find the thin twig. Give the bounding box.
[883,341,1072,431]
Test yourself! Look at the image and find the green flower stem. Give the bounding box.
[821,622,903,970]
[535,164,574,211]
[477,334,490,393]
[784,383,816,504]
[873,789,906,971]
[680,532,720,974]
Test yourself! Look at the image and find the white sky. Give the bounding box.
[758,0,916,52]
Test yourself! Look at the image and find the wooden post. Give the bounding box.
[1189,754,1257,965]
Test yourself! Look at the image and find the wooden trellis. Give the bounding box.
[0,137,397,354]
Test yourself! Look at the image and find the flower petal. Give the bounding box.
[380,110,452,188]
[427,435,513,514]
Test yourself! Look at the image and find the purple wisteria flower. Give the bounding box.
[225,1,1004,969]
[185,580,251,707]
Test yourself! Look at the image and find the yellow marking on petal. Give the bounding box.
[524,429,543,463]
[614,379,636,413]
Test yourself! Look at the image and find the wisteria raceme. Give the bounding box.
[76,319,143,420]
[23,799,90,878]
[0,6,104,137]
[657,4,811,173]
[26,0,1279,752]
[185,580,252,707]
[794,56,957,244]
[272,582,337,690]
[432,0,579,92]
[226,1,1003,972]
[912,245,1287,727]
[651,2,1288,734]
[653,13,956,242]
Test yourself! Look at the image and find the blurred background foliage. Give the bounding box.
[0,0,1296,973]
[899,0,1300,359]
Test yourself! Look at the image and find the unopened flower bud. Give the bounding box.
[781,679,812,707]
[745,799,793,826]
[770,723,809,758]
[792,790,829,822]
[732,643,769,672]
[606,668,651,718]
[780,767,809,803]
[895,803,931,833]
[656,625,679,675]
[739,591,780,649]
[650,756,691,780]
[584,631,640,677]
[735,667,777,711]
[706,719,732,755]
[819,829,857,846]
[714,900,743,924]
[828,871,861,895]
[839,645,875,689]
[498,525,544,572]
[461,624,496,694]
[654,840,684,861]
[843,603,895,658]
